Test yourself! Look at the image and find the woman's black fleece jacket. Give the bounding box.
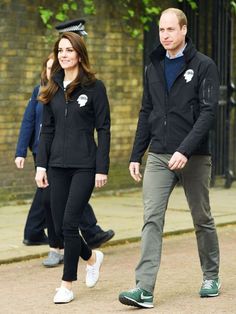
[36,71,110,174]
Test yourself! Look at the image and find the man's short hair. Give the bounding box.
[161,8,187,28]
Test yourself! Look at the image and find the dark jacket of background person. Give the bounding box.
[15,85,42,158]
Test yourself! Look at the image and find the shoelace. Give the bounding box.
[202,279,214,289]
[87,265,97,276]
[129,288,141,293]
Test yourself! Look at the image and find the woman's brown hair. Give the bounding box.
[40,52,54,86]
[38,32,96,104]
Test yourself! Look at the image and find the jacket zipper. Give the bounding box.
[65,90,68,117]
[63,88,68,166]
[164,64,187,148]
[164,92,168,149]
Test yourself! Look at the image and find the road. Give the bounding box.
[1,225,236,313]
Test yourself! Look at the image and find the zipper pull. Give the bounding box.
[37,124,42,141]
[164,114,167,126]
[64,89,68,117]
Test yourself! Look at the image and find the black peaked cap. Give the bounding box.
[55,18,87,36]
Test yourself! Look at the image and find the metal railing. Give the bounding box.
[143,0,236,187]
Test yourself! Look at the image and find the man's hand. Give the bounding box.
[35,169,49,188]
[168,152,188,170]
[15,157,25,169]
[129,162,142,182]
[95,173,108,188]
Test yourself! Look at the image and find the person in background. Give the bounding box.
[15,66,49,246]
[119,8,220,309]
[15,18,114,253]
[35,31,110,303]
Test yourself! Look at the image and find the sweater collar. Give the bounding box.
[166,43,187,59]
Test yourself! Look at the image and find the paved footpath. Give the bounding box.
[0,185,236,264]
[1,225,236,313]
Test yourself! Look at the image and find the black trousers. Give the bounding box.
[42,185,64,249]
[24,154,46,241]
[43,187,102,249]
[24,187,46,241]
[24,155,102,242]
[50,167,94,281]
[79,203,102,239]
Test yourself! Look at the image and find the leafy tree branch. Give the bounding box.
[38,0,236,42]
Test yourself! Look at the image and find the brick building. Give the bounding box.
[0,0,148,201]
[1,0,235,201]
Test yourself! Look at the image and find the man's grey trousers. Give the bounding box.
[135,153,220,293]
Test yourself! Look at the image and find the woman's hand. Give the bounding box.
[15,157,25,169]
[35,168,49,188]
[95,173,108,188]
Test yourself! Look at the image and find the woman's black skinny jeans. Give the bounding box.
[50,167,95,281]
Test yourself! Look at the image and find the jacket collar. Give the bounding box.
[150,37,197,64]
[52,69,65,90]
[52,68,86,90]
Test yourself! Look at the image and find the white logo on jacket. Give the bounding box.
[184,69,194,83]
[77,94,88,107]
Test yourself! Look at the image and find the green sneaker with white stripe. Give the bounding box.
[119,287,154,308]
[199,278,221,297]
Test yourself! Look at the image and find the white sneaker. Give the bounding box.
[86,250,104,288]
[53,287,74,304]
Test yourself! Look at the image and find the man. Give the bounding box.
[119,8,220,309]
[16,18,114,250]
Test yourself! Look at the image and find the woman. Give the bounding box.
[35,32,110,304]
[16,53,112,268]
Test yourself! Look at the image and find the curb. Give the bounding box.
[1,221,236,265]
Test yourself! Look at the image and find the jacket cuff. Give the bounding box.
[36,167,46,172]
